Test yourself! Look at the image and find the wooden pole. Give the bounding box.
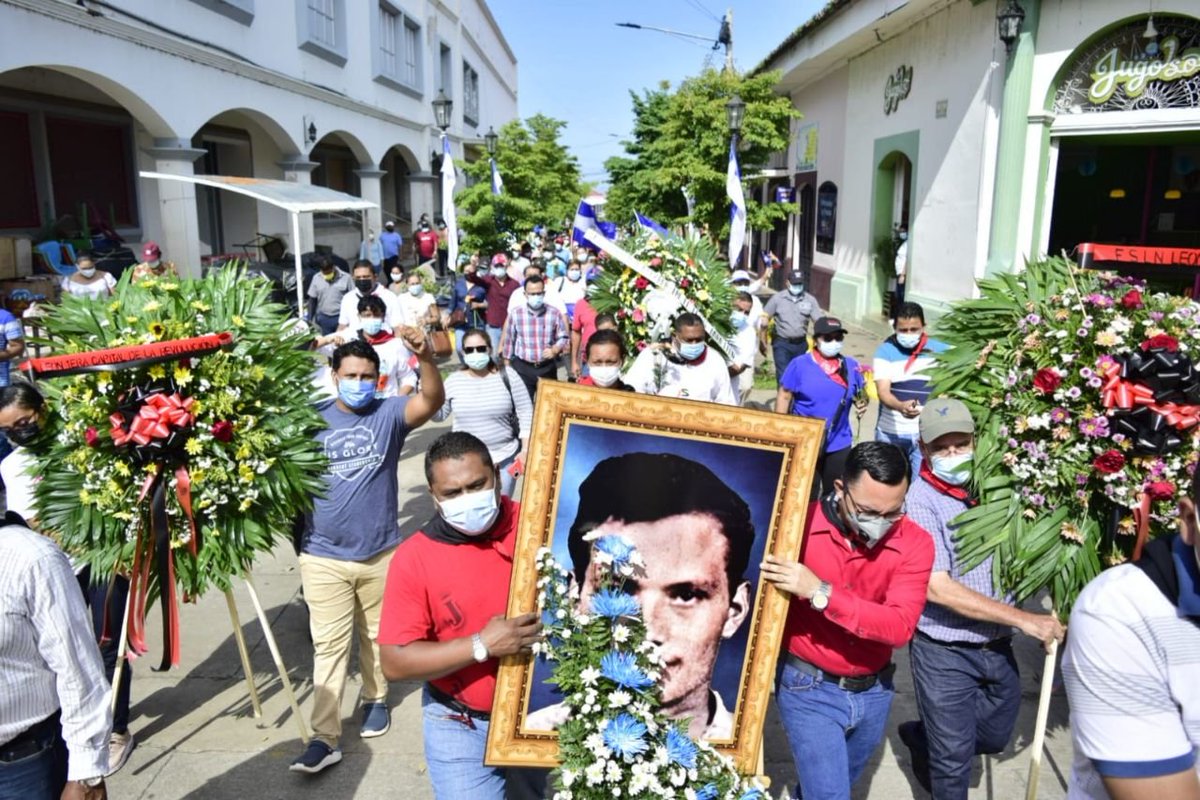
[224,588,263,719]
[1025,639,1059,800]
[244,571,310,743]
[109,586,133,718]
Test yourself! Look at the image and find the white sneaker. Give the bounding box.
[105,731,135,777]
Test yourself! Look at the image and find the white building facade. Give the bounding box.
[757,0,1200,330]
[0,0,519,274]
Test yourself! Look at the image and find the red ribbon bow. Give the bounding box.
[1099,362,1200,430]
[110,393,195,446]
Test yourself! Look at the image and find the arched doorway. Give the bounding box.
[871,149,914,318]
[310,130,370,260]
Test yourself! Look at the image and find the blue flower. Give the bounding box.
[665,726,697,769]
[591,588,640,619]
[602,713,648,758]
[593,534,636,566]
[738,789,765,800]
[600,650,654,691]
[696,784,718,800]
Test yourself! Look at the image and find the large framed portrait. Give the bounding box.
[485,381,824,771]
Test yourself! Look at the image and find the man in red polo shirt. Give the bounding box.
[761,441,934,800]
[377,431,541,799]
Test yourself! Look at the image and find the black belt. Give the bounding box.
[0,710,60,763]
[776,335,808,345]
[784,653,894,693]
[512,356,557,369]
[427,683,490,721]
[915,630,1013,652]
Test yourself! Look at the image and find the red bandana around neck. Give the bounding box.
[919,461,975,505]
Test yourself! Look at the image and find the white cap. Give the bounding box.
[730,269,751,283]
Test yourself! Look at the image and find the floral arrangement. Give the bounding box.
[588,233,735,361]
[534,535,767,800]
[930,257,1200,613]
[30,266,326,610]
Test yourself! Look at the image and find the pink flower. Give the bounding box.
[84,427,99,448]
[1120,289,1144,309]
[1093,450,1126,474]
[631,309,645,322]
[212,420,235,442]
[1033,368,1062,394]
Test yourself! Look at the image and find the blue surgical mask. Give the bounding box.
[361,318,384,336]
[491,267,507,278]
[408,284,424,297]
[677,341,706,361]
[527,294,545,310]
[818,339,844,358]
[788,284,804,296]
[896,332,922,349]
[930,452,973,486]
[464,352,491,371]
[337,378,377,409]
[438,487,501,535]
[568,269,582,281]
[731,312,749,330]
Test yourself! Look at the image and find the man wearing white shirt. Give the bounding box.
[624,313,737,406]
[550,263,587,324]
[507,266,567,319]
[729,292,758,405]
[337,261,404,334]
[730,269,765,328]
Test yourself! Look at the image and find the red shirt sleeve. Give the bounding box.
[822,523,935,647]
[378,538,433,646]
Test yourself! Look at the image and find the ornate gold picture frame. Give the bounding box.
[485,381,824,771]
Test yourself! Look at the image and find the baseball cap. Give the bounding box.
[813,317,845,337]
[919,398,976,443]
[730,269,751,283]
[385,220,395,228]
[142,241,161,260]
[787,270,805,285]
[490,253,508,266]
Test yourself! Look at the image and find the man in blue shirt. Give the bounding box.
[0,307,25,462]
[290,334,444,775]
[380,221,403,275]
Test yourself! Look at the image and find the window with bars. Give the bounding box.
[372,3,421,93]
[463,62,479,126]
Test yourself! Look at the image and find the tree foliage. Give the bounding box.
[604,69,800,249]
[456,114,585,253]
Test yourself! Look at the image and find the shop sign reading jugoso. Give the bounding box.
[1054,14,1200,113]
[884,65,913,114]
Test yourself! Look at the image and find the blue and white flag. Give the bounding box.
[635,211,669,238]
[490,158,503,196]
[572,199,602,248]
[726,142,746,266]
[441,136,458,271]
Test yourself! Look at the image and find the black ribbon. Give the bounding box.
[111,378,193,466]
[149,475,177,672]
[1109,348,1200,455]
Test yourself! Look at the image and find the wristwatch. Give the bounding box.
[810,581,832,611]
[471,632,490,663]
[78,777,104,788]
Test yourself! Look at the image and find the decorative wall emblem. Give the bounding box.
[884,65,913,114]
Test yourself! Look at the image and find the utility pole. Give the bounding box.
[720,9,733,73]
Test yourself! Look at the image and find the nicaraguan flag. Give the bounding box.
[726,142,746,266]
[572,199,602,248]
[635,211,668,238]
[441,137,459,271]
[490,158,503,196]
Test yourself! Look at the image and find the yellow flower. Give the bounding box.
[231,315,245,328]
[1059,521,1085,543]
[174,366,193,386]
[125,316,139,325]
[1014,417,1029,434]
[236,443,252,460]
[190,399,203,414]
[185,438,203,456]
[149,322,166,339]
[143,301,162,313]
[108,302,121,313]
[696,290,711,302]
[239,497,253,512]
[114,461,130,477]
[159,282,179,292]
[238,463,255,483]
[79,489,92,504]
[148,365,166,379]
[190,468,206,484]
[191,301,211,312]
[1053,309,1070,322]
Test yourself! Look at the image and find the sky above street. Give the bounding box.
[488,0,826,186]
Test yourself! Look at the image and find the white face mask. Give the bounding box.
[818,339,844,358]
[437,487,500,535]
[79,267,96,278]
[589,365,621,387]
[896,331,922,349]
[930,452,973,486]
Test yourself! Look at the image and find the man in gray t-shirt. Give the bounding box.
[291,334,444,775]
[307,254,353,335]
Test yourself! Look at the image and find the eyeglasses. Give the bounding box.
[462,345,490,354]
[927,441,973,457]
[844,487,906,522]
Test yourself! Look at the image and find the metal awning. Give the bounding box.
[139,171,378,311]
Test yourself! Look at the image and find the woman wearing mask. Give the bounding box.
[433,329,532,497]
[62,255,116,300]
[775,316,868,498]
[448,256,487,361]
[386,264,406,294]
[576,330,633,392]
[397,272,440,330]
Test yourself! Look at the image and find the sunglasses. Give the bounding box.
[820,333,846,342]
[463,345,490,354]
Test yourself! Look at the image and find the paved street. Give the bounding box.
[102,324,1075,799]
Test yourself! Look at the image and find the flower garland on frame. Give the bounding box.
[929,257,1200,614]
[534,535,767,800]
[27,266,327,666]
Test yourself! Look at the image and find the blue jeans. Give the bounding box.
[485,325,503,358]
[909,633,1021,799]
[775,661,895,800]
[422,689,505,800]
[315,312,340,336]
[772,338,808,383]
[0,714,67,800]
[496,451,518,498]
[875,428,923,476]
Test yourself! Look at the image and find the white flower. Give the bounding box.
[584,762,605,786]
[608,690,632,707]
[612,625,630,643]
[580,666,601,686]
[561,769,578,788]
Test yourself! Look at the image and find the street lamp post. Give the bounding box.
[484,126,502,238]
[484,126,498,156]
[996,1,1026,54]
[726,93,745,150]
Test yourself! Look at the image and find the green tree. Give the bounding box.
[604,69,800,253]
[456,114,584,253]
